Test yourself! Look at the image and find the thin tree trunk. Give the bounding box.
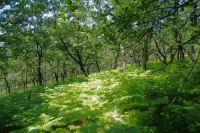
[114,49,120,69]
[187,46,195,64]
[60,38,88,76]
[119,43,126,72]
[38,64,43,86]
[62,57,67,81]
[75,49,88,76]
[21,73,25,90]
[67,72,70,79]
[95,60,100,72]
[188,1,197,64]
[18,82,21,88]
[28,88,32,104]
[142,33,148,72]
[132,49,137,65]
[36,41,43,86]
[44,59,47,85]
[87,65,91,75]
[25,70,28,89]
[54,72,59,84]
[79,64,88,76]
[154,40,167,64]
[169,46,177,63]
[4,74,10,93]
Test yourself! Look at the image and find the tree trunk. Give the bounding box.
[80,64,88,76]
[28,88,32,104]
[87,65,91,75]
[142,33,148,72]
[154,40,167,64]
[177,44,184,62]
[4,74,10,93]
[187,46,195,64]
[95,60,100,72]
[67,72,70,79]
[25,70,28,89]
[18,82,21,89]
[21,73,24,90]
[36,41,43,86]
[44,59,47,85]
[75,49,88,76]
[60,38,88,76]
[62,57,67,81]
[188,1,198,64]
[54,71,59,84]
[38,64,43,86]
[132,48,137,65]
[113,49,120,69]
[119,43,126,72]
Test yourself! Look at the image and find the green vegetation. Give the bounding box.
[0,0,200,133]
[1,61,200,133]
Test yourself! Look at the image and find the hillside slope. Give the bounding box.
[0,62,200,133]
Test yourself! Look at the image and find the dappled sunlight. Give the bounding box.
[28,126,40,132]
[102,110,125,124]
[1,62,200,132]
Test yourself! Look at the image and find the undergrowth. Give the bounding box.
[0,61,200,133]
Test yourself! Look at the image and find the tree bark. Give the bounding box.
[36,41,43,86]
[62,57,68,81]
[142,33,148,72]
[95,60,100,72]
[28,88,32,104]
[132,48,137,65]
[54,72,59,84]
[187,46,195,64]
[75,49,89,76]
[60,37,88,76]
[113,49,120,69]
[119,43,126,72]
[173,0,185,63]
[188,1,198,64]
[25,70,28,89]
[55,59,60,83]
[4,74,10,93]
[37,60,43,86]
[154,40,167,64]
[44,59,47,85]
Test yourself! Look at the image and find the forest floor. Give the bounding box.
[0,61,200,133]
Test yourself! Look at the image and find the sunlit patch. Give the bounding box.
[43,117,63,128]
[82,95,100,108]
[110,82,119,88]
[102,110,124,123]
[28,126,39,131]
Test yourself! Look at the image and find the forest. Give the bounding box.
[0,0,200,133]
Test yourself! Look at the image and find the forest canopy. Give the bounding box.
[0,0,199,88]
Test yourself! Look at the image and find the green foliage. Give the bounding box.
[0,1,199,133]
[1,62,200,133]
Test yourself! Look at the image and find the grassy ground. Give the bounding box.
[1,61,200,133]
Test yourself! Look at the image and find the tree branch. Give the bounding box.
[183,32,200,46]
[59,37,79,64]
[171,51,200,104]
